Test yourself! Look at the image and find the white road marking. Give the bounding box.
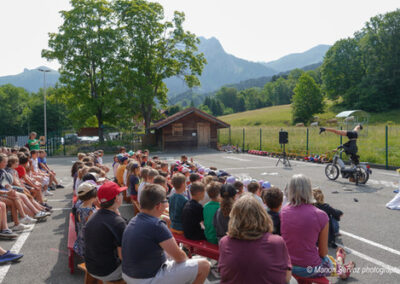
[260,172,279,176]
[223,156,250,162]
[338,244,400,275]
[340,230,400,257]
[0,224,35,283]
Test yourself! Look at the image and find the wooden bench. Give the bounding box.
[78,263,126,284]
[172,233,219,260]
[293,275,330,284]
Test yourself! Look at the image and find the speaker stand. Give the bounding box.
[276,144,291,167]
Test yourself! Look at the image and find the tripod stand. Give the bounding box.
[276,144,291,167]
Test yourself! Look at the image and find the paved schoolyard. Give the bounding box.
[0,151,399,283]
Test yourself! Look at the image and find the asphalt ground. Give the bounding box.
[1,151,399,283]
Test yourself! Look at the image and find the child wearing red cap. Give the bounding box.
[84,182,127,282]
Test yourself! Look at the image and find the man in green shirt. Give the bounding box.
[28,132,43,150]
[203,182,221,244]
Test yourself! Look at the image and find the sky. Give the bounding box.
[0,0,399,76]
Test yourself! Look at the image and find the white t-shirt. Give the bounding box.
[123,169,128,186]
[30,158,39,173]
[97,157,103,165]
[137,182,148,204]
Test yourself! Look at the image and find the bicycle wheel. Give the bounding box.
[355,166,369,184]
[325,164,339,180]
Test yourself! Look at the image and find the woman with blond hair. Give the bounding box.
[218,193,293,284]
[281,174,354,280]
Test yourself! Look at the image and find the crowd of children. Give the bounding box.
[70,147,353,284]
[0,138,63,264]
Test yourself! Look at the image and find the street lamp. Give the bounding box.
[38,68,51,150]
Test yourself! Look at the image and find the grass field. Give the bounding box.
[218,105,400,167]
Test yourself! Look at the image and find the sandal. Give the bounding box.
[340,261,356,279]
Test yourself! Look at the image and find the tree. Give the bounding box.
[321,38,363,104]
[0,85,30,135]
[215,87,239,112]
[292,73,324,124]
[42,0,122,142]
[114,0,206,134]
[28,87,72,135]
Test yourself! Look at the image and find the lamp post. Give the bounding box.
[38,68,51,150]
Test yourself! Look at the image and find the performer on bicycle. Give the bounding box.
[319,124,363,165]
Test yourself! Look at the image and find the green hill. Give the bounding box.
[218,104,400,126]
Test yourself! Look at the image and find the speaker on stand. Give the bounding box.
[276,129,291,167]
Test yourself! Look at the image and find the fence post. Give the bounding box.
[340,126,343,159]
[229,127,231,145]
[306,128,309,154]
[63,136,66,156]
[260,128,262,151]
[386,125,389,169]
[242,128,245,152]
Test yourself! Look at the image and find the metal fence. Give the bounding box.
[0,132,143,157]
[218,125,400,168]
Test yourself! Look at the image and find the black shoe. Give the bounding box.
[49,186,56,191]
[329,242,338,249]
[56,185,64,189]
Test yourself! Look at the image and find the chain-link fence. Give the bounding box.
[218,125,400,168]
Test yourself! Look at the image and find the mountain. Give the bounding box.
[262,44,330,73]
[0,40,330,96]
[0,67,60,93]
[165,37,277,97]
[168,62,323,107]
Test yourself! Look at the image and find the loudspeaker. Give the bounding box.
[279,131,288,144]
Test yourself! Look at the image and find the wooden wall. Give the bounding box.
[159,113,221,150]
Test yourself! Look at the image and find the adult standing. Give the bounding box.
[27,132,44,151]
[84,181,127,282]
[218,193,293,284]
[280,174,354,280]
[122,184,210,284]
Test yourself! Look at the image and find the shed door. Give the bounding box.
[197,122,210,147]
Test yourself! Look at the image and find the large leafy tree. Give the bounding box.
[114,0,206,134]
[321,9,400,111]
[321,38,364,105]
[292,73,324,124]
[0,85,30,135]
[42,0,122,141]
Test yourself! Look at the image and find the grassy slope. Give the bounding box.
[218,104,400,126]
[217,105,400,166]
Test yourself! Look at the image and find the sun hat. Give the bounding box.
[226,176,236,184]
[77,181,97,197]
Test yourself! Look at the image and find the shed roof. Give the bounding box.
[150,107,230,130]
[336,110,369,118]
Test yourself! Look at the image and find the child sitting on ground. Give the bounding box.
[203,182,221,244]
[74,182,97,257]
[182,182,206,240]
[169,173,188,234]
[313,188,343,248]
[262,187,283,235]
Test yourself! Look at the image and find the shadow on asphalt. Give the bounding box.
[45,200,84,283]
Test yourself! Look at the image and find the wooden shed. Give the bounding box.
[150,107,230,151]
